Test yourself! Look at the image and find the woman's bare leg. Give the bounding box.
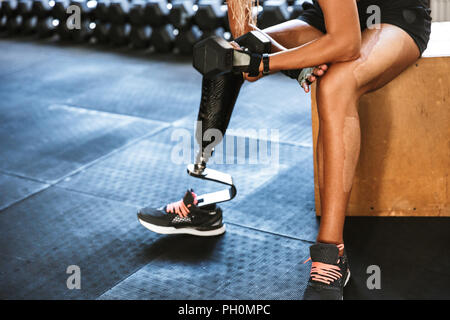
[248,22,421,246]
[316,24,420,245]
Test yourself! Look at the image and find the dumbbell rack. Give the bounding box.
[0,0,313,54]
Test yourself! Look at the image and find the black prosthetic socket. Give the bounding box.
[195,72,244,167]
[193,30,271,172]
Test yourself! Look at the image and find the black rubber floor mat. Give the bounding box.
[0,41,202,122]
[226,154,319,242]
[0,46,111,104]
[0,102,166,183]
[0,39,74,78]
[343,217,450,299]
[67,59,204,122]
[0,173,48,211]
[0,187,171,299]
[58,128,297,209]
[99,224,311,300]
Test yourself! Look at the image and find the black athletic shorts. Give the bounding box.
[297,0,432,55]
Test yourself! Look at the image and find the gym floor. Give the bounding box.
[0,38,449,300]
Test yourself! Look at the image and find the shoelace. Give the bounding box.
[309,262,342,285]
[166,192,198,217]
[304,244,345,285]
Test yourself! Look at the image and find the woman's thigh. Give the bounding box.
[316,23,421,119]
[262,19,324,49]
[346,23,421,95]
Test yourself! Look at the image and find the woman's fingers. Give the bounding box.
[301,78,311,93]
[229,41,241,50]
[307,64,329,84]
[303,64,329,93]
[313,69,324,76]
[302,82,310,93]
[243,72,263,82]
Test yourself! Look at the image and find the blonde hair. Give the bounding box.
[227,0,259,36]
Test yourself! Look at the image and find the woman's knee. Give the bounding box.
[316,63,361,119]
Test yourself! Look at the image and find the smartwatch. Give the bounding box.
[262,53,270,75]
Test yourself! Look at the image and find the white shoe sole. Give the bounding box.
[344,269,351,287]
[341,269,351,300]
[138,218,226,237]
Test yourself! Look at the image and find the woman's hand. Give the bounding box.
[230,40,328,86]
[229,41,265,82]
[301,64,328,93]
[243,72,264,82]
[243,64,329,86]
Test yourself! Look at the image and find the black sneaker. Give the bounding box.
[137,190,225,236]
[303,243,351,300]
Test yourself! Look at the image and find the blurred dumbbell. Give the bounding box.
[69,0,95,20]
[70,19,94,42]
[130,25,151,49]
[6,15,23,34]
[92,22,110,43]
[52,0,69,20]
[3,0,19,17]
[169,0,195,30]
[259,0,290,29]
[0,1,6,32]
[0,16,6,33]
[222,5,230,32]
[36,16,56,37]
[93,0,110,22]
[144,0,169,27]
[289,0,312,19]
[108,0,129,24]
[150,24,175,53]
[129,0,146,26]
[4,0,36,35]
[109,23,130,46]
[194,0,225,31]
[22,15,38,34]
[18,0,33,17]
[200,26,225,40]
[32,0,52,18]
[175,24,201,55]
[17,0,36,34]
[56,17,72,40]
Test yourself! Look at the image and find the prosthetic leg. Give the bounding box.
[187,71,244,207]
[187,30,313,208]
[187,30,275,207]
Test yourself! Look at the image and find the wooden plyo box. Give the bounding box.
[311,22,450,217]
